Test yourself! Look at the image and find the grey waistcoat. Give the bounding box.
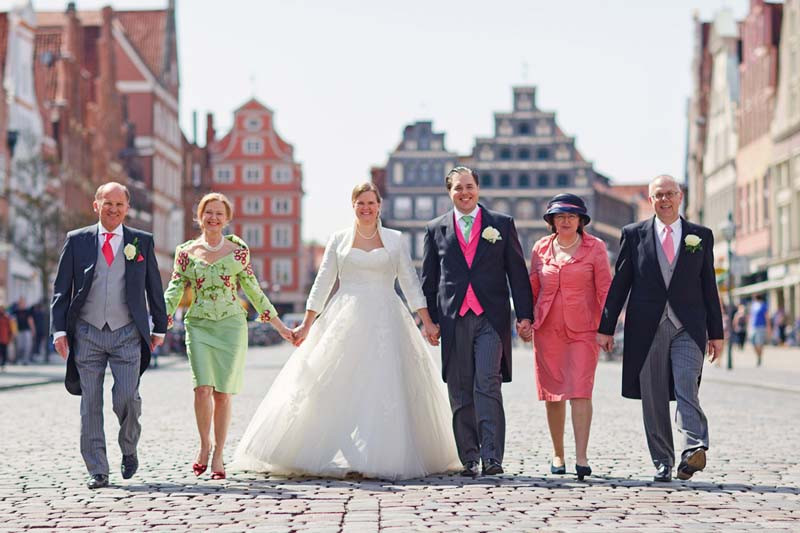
[79,240,133,331]
[655,230,683,329]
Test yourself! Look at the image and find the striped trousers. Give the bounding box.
[74,319,142,476]
[639,319,709,469]
[446,312,505,465]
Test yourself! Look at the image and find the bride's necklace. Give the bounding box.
[199,234,226,252]
[355,224,379,240]
[556,234,580,249]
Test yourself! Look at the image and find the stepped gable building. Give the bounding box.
[379,121,459,266]
[207,98,304,313]
[465,86,632,260]
[378,87,634,267]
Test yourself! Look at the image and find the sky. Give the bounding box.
[3,0,751,242]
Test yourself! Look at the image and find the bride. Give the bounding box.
[232,182,461,479]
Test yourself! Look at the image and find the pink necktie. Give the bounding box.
[102,233,115,266]
[662,226,675,264]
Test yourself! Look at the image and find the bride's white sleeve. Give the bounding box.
[306,233,339,313]
[395,234,427,312]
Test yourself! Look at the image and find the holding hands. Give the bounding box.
[516,319,533,343]
[270,317,295,344]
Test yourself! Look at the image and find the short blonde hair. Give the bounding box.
[196,192,234,225]
[351,182,382,204]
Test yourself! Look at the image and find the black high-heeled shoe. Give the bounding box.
[575,464,592,481]
[550,462,566,475]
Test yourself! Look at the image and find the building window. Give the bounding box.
[519,174,530,187]
[272,165,292,184]
[516,200,535,220]
[192,163,202,187]
[394,197,412,219]
[272,197,292,215]
[536,121,551,136]
[556,174,569,187]
[272,224,293,248]
[243,137,264,154]
[243,197,264,215]
[436,196,452,216]
[243,224,263,247]
[214,166,233,184]
[243,165,263,184]
[536,148,550,160]
[245,117,263,131]
[518,122,530,135]
[415,196,434,219]
[499,148,512,160]
[481,173,493,187]
[271,258,293,285]
[499,174,511,188]
[518,148,530,160]
[538,173,549,187]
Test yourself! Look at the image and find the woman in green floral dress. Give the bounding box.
[164,193,293,480]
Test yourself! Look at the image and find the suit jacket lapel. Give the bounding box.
[123,225,133,286]
[443,212,468,271]
[641,217,667,292]
[471,205,491,267]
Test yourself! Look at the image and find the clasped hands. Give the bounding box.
[516,319,532,343]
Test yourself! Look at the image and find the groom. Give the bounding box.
[422,166,533,476]
[51,182,167,489]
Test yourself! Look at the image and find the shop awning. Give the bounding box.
[731,275,800,297]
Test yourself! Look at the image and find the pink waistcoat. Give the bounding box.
[456,210,485,316]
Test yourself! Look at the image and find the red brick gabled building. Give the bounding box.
[207,99,304,313]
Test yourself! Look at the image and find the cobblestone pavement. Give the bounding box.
[1,342,798,531]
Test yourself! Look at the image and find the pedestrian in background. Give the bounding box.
[12,296,35,365]
[748,294,769,366]
[732,304,748,350]
[31,301,48,363]
[0,306,12,372]
[163,192,294,481]
[529,194,611,481]
[772,307,787,346]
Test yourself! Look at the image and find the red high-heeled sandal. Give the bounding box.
[192,463,208,476]
[210,470,226,480]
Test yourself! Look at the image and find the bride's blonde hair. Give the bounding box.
[351,182,382,204]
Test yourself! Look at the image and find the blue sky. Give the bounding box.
[3,0,750,241]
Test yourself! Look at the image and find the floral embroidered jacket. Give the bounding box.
[163,234,277,327]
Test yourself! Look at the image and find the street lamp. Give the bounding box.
[719,211,735,370]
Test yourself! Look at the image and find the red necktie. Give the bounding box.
[102,232,115,266]
[662,225,675,264]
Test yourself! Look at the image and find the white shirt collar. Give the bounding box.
[454,205,480,221]
[654,216,681,236]
[98,223,124,238]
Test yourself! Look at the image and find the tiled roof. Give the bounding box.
[115,10,167,79]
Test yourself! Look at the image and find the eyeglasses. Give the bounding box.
[553,213,579,222]
[650,191,679,201]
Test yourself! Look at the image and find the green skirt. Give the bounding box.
[185,314,248,394]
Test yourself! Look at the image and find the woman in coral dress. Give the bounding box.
[529,193,612,480]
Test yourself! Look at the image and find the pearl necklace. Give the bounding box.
[556,234,580,248]
[199,234,226,252]
[355,225,379,240]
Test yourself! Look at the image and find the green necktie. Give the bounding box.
[461,215,474,241]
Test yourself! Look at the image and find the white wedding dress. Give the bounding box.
[232,247,461,480]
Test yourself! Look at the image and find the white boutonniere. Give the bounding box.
[482,226,502,244]
[684,234,702,253]
[123,237,144,262]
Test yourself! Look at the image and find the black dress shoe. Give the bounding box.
[460,460,480,477]
[87,474,109,489]
[482,459,504,476]
[653,465,672,482]
[121,454,138,480]
[677,448,706,480]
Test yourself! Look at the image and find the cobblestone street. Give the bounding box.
[1,342,798,531]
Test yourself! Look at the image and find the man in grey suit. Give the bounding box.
[51,182,167,489]
[597,175,724,482]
